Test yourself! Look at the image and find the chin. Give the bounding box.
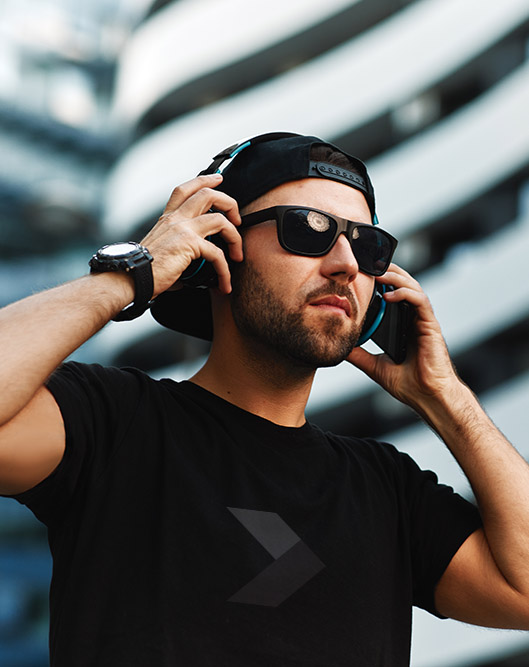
[229,258,361,369]
[281,320,361,369]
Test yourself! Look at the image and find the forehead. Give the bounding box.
[242,178,372,224]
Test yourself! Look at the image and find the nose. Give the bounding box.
[319,232,360,283]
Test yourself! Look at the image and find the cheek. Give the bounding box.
[357,273,375,299]
[242,226,375,310]
[243,227,305,289]
[358,277,376,319]
[241,224,276,263]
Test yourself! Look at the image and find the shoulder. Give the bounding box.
[47,360,152,388]
[46,361,182,407]
[318,428,420,477]
[44,362,196,451]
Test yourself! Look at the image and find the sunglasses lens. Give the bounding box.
[279,208,394,275]
[350,226,392,276]
[282,209,336,255]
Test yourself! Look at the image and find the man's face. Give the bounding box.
[229,178,375,369]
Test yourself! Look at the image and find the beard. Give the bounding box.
[229,258,363,369]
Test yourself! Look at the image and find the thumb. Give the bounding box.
[346,346,387,382]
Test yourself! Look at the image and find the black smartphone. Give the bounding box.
[361,286,415,364]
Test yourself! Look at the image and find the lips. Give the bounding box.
[309,295,353,317]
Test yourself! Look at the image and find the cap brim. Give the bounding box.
[150,289,213,341]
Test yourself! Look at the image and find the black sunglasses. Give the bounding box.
[240,206,398,277]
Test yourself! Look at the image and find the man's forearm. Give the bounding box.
[418,382,529,595]
[0,272,134,426]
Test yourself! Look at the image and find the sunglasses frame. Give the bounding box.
[240,205,398,276]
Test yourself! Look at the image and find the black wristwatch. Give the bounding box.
[89,242,154,321]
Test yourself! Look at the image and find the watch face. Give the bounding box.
[101,242,138,258]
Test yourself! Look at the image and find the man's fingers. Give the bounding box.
[162,174,242,229]
[177,187,241,227]
[192,212,243,262]
[377,264,420,291]
[139,175,244,296]
[376,263,433,314]
[163,173,224,213]
[140,207,243,296]
[196,237,232,294]
[347,346,381,377]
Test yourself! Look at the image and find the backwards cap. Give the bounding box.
[150,132,377,339]
[210,132,376,217]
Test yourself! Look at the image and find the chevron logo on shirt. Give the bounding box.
[227,507,326,607]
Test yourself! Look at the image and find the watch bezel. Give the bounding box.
[97,242,142,260]
[89,242,153,273]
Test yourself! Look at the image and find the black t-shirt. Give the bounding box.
[12,362,481,666]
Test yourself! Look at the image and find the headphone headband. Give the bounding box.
[150,132,379,340]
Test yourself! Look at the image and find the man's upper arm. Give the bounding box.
[0,385,65,496]
[435,527,529,630]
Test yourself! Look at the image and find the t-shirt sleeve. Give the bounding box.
[395,447,482,617]
[11,361,146,526]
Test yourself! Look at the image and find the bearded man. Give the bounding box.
[1,133,528,666]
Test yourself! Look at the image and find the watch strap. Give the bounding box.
[113,256,154,321]
[89,243,154,322]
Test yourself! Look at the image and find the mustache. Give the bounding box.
[304,283,359,318]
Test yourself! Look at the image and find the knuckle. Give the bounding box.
[170,184,184,198]
[211,243,226,259]
[197,186,215,199]
[211,211,229,226]
[157,212,174,226]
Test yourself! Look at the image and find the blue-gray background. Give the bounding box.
[1,0,529,664]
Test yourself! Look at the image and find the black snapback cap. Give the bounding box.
[211,133,376,217]
[150,133,376,340]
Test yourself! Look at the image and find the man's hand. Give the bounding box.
[347,263,462,413]
[349,264,529,630]
[140,173,243,298]
[0,173,244,494]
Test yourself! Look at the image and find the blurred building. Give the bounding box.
[1,0,529,664]
[0,1,153,664]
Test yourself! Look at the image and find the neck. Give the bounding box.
[190,333,315,428]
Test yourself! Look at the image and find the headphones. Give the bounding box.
[181,132,298,286]
[179,132,389,351]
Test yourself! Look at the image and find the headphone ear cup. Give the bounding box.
[180,234,229,288]
[357,284,386,346]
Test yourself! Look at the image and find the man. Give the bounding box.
[0,133,528,666]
